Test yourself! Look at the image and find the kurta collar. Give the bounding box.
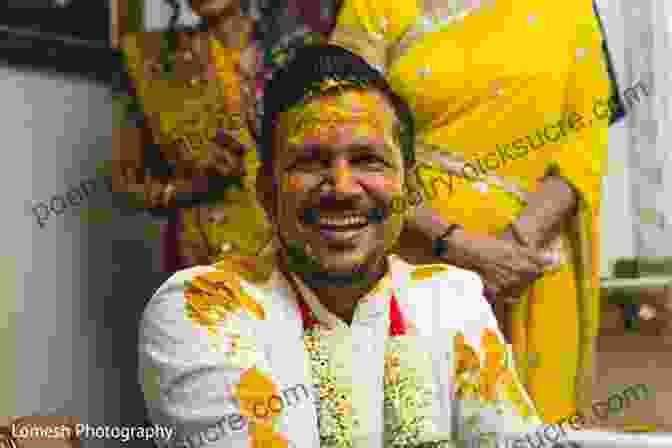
[280,255,410,335]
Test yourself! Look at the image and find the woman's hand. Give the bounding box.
[141,169,213,209]
[402,190,554,302]
[209,130,248,178]
[143,174,178,209]
[443,228,554,302]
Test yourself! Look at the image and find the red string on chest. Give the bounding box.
[296,291,407,337]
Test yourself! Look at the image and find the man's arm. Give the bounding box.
[449,273,544,447]
[139,267,283,447]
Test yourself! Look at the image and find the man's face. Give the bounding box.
[268,88,406,276]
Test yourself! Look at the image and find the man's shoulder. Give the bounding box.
[394,260,493,332]
[395,257,484,292]
[141,265,219,332]
[141,256,278,336]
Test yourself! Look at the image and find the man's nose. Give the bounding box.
[327,160,361,196]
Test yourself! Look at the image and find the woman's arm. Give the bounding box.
[502,174,578,249]
[402,199,552,298]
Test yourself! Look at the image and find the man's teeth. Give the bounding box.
[318,215,368,227]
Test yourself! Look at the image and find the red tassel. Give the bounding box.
[296,295,320,331]
[389,294,407,336]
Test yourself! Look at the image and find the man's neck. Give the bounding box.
[281,255,388,325]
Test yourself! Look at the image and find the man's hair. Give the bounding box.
[260,44,415,169]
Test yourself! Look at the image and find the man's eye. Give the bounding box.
[293,157,325,170]
[352,155,386,168]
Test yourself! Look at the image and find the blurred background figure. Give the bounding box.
[112,0,343,272]
[113,0,271,269]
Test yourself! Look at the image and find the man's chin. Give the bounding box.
[300,268,371,289]
[300,253,386,289]
[281,237,384,288]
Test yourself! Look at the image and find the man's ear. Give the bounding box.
[256,162,276,223]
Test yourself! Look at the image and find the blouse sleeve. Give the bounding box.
[139,268,286,447]
[329,0,419,73]
[452,278,544,447]
[546,1,611,213]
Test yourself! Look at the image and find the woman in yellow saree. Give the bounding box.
[330,0,610,422]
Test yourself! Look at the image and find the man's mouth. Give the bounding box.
[299,207,387,243]
[301,208,385,231]
[317,213,369,230]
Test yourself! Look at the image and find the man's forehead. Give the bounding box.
[301,88,394,113]
[285,123,394,152]
[278,88,398,146]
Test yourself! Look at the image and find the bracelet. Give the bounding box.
[432,224,464,258]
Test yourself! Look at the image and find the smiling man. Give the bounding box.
[139,45,545,448]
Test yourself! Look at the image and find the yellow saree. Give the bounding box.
[331,0,610,421]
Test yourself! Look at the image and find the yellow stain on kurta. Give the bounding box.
[235,367,282,422]
[235,367,290,448]
[454,329,534,417]
[250,422,290,448]
[479,328,507,402]
[410,265,451,281]
[184,269,266,335]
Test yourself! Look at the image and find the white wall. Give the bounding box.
[0,64,167,446]
[144,0,198,30]
[595,0,637,276]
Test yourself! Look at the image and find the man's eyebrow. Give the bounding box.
[289,143,389,156]
[287,144,327,157]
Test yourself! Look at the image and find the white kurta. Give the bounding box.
[139,255,543,448]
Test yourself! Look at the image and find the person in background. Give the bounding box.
[329,0,611,422]
[112,0,343,273]
[112,0,271,269]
